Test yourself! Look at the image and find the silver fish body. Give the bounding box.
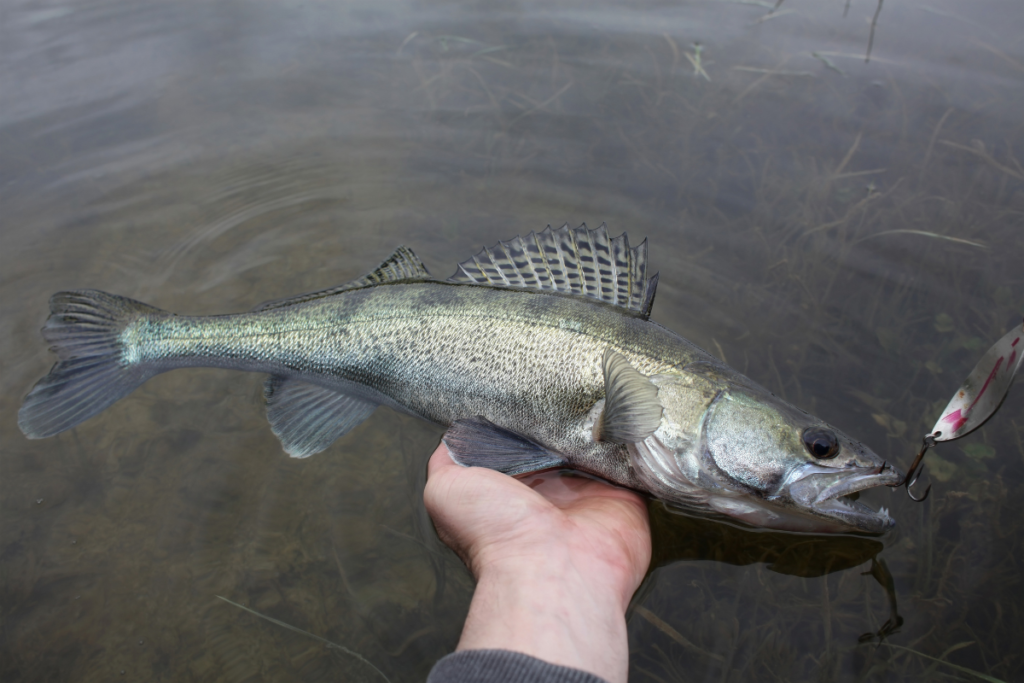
[19,225,901,534]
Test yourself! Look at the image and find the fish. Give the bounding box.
[18,223,902,534]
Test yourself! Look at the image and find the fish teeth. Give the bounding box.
[878,505,889,518]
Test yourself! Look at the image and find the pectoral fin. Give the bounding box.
[264,377,378,458]
[597,349,663,443]
[443,416,567,475]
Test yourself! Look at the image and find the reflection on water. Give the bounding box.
[2,0,1022,681]
[648,503,885,579]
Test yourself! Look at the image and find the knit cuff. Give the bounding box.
[427,649,609,683]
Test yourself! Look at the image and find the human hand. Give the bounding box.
[423,442,652,683]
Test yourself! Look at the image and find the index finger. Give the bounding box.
[427,441,459,479]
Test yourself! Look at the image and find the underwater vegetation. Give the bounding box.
[1,0,1021,681]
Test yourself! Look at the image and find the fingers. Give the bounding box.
[431,437,646,521]
[423,442,474,567]
[424,442,459,527]
[427,441,457,479]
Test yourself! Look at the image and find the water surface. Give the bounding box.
[2,0,1023,680]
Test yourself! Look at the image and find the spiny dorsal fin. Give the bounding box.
[447,223,660,318]
[253,245,431,311]
[597,349,663,444]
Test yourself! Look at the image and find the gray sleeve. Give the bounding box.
[427,649,609,683]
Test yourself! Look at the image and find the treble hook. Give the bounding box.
[891,435,934,502]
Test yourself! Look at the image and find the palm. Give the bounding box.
[424,443,651,608]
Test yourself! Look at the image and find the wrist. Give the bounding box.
[469,516,642,613]
[457,547,632,683]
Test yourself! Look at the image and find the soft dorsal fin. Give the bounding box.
[253,245,431,311]
[447,223,660,319]
[597,349,663,444]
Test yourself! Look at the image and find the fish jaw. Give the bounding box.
[780,462,902,534]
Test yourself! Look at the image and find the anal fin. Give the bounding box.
[443,416,567,475]
[264,377,378,458]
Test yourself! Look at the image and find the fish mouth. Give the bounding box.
[787,463,903,534]
[814,465,903,504]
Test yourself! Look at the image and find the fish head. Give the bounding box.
[630,372,902,535]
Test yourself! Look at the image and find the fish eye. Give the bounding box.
[802,428,839,459]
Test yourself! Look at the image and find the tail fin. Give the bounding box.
[19,290,167,439]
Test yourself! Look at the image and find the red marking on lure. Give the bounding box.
[969,356,1005,412]
[942,408,968,433]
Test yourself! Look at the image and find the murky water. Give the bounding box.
[2,0,1022,680]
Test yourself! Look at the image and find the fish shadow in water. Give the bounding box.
[636,501,902,642]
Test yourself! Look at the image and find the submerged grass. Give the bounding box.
[850,230,989,249]
[881,643,1008,683]
[216,595,391,683]
[399,5,1023,681]
[1,2,1021,683]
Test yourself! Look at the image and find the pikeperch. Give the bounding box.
[19,224,901,534]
